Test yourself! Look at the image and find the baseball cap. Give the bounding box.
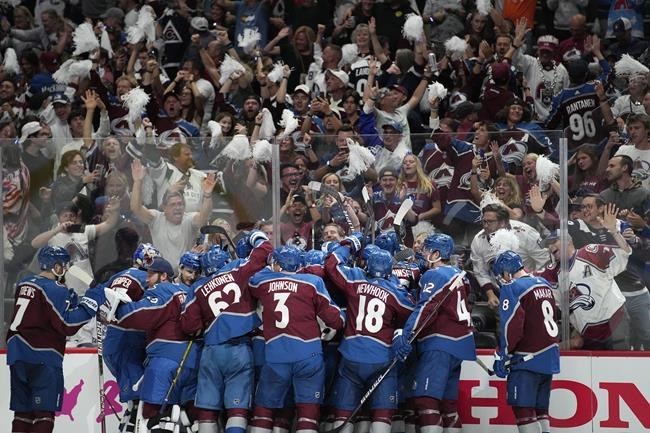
[40,52,59,74]
[100,7,125,21]
[381,121,404,133]
[190,16,209,32]
[540,229,561,247]
[326,69,350,87]
[613,17,632,33]
[18,121,42,144]
[148,257,174,276]
[537,35,559,52]
[491,62,510,82]
[390,84,408,97]
[51,92,70,105]
[379,167,398,179]
[293,84,311,96]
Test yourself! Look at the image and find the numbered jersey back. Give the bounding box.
[546,82,607,153]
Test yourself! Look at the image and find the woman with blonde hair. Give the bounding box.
[397,153,442,225]
[490,176,525,220]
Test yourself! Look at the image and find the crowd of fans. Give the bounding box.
[2,0,650,350]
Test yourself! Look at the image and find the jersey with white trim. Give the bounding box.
[325,246,415,363]
[392,261,421,297]
[403,265,476,360]
[115,281,199,366]
[498,275,560,375]
[349,57,370,95]
[545,82,607,153]
[248,267,345,363]
[567,244,628,339]
[6,275,97,368]
[180,240,273,345]
[103,267,147,356]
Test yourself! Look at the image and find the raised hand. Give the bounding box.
[131,159,147,182]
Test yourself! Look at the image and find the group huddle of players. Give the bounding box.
[6,229,560,433]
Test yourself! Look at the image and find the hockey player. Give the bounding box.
[491,250,560,433]
[325,237,414,433]
[541,223,630,349]
[248,245,345,433]
[102,243,160,432]
[177,251,202,287]
[180,231,272,433]
[114,257,200,432]
[7,246,106,433]
[392,234,475,433]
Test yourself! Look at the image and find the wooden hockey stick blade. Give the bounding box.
[67,265,94,287]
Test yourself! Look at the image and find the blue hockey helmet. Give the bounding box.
[236,231,253,259]
[367,249,394,278]
[271,245,302,272]
[38,246,71,271]
[201,245,230,275]
[133,243,161,269]
[375,231,399,255]
[422,233,454,260]
[361,244,381,262]
[492,250,524,277]
[302,249,325,266]
[179,251,202,272]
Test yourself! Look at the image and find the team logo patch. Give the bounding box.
[585,244,598,253]
[233,398,240,405]
[34,396,41,404]
[315,392,321,399]
[149,297,159,304]
[569,282,596,312]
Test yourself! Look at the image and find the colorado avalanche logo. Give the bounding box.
[499,138,528,166]
[569,282,596,312]
[429,163,454,189]
[631,158,650,182]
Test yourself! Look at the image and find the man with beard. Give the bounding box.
[508,19,569,121]
[240,95,262,134]
[372,168,417,245]
[280,195,314,250]
[130,159,215,269]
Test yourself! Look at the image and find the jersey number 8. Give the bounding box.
[356,295,386,333]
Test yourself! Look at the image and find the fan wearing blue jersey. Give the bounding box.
[492,250,560,433]
[248,246,345,433]
[180,232,272,433]
[7,246,106,433]
[392,234,475,433]
[325,234,415,433]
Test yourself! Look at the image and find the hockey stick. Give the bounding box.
[393,198,414,241]
[361,186,375,243]
[160,340,194,415]
[96,319,108,433]
[200,225,237,258]
[67,264,95,287]
[475,353,535,376]
[323,271,467,433]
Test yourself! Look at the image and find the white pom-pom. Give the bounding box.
[72,22,99,56]
[52,59,74,84]
[100,25,113,58]
[480,191,504,210]
[219,54,246,85]
[489,228,520,254]
[267,62,284,84]
[2,48,19,76]
[427,82,448,103]
[347,138,375,176]
[207,120,222,149]
[68,59,93,80]
[253,139,272,162]
[220,134,252,160]
[615,54,650,77]
[340,44,359,67]
[535,155,559,187]
[477,0,492,16]
[237,27,261,55]
[445,36,468,60]
[127,6,156,45]
[278,109,298,139]
[259,108,276,140]
[121,87,150,124]
[402,14,424,42]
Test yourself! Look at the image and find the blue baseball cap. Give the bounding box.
[51,92,70,105]
[148,257,174,277]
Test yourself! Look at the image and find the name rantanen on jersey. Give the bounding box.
[565,98,596,115]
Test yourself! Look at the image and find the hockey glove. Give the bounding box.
[341,231,365,254]
[80,285,107,314]
[100,287,133,322]
[392,329,412,361]
[492,351,510,378]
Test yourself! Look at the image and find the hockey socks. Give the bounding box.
[296,403,320,433]
[513,407,542,433]
[31,411,55,433]
[225,408,248,433]
[413,397,442,433]
[11,411,33,433]
[440,400,461,433]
